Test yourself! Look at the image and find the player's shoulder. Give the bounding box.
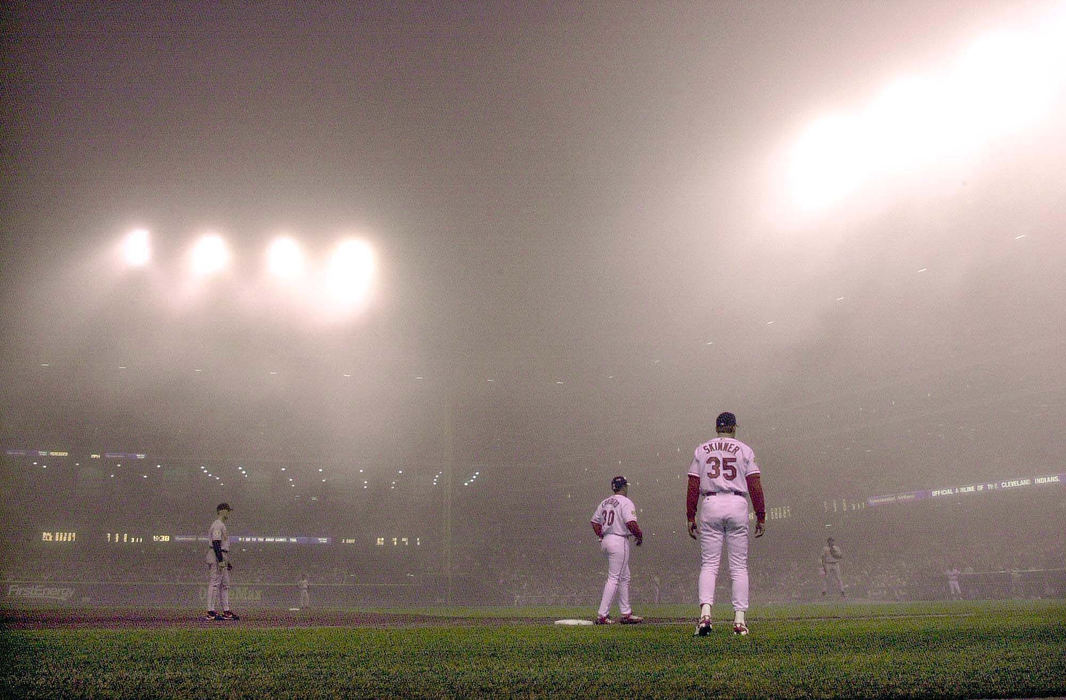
[731,438,758,460]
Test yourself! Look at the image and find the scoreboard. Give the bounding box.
[40,531,77,542]
[106,532,144,544]
[33,529,425,548]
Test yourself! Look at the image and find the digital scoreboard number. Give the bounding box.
[375,536,421,546]
[106,532,144,544]
[41,531,77,542]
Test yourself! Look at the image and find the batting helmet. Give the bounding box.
[716,412,737,430]
[611,475,628,492]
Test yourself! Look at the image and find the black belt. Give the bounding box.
[703,491,744,496]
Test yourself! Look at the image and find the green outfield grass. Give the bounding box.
[2,600,1064,699]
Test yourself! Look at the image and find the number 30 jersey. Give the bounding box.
[688,436,760,495]
[591,495,637,538]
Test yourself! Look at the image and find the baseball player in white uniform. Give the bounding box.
[820,537,845,597]
[687,412,765,636]
[590,476,644,625]
[204,502,239,621]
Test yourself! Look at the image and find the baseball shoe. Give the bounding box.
[220,611,240,621]
[203,611,222,621]
[693,617,713,637]
[619,614,644,624]
[733,621,749,636]
[594,615,614,625]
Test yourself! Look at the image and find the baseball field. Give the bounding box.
[2,599,1064,699]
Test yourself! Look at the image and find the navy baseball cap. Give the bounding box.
[715,412,737,430]
[610,475,628,492]
[217,503,232,512]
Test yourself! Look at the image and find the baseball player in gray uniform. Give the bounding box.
[687,412,765,636]
[946,565,963,600]
[204,502,239,621]
[590,476,644,625]
[820,537,845,597]
[298,574,311,609]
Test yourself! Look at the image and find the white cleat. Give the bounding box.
[733,621,749,636]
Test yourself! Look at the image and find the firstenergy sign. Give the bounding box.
[7,584,76,602]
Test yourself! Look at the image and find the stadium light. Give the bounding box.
[951,30,1059,136]
[781,5,1066,214]
[325,238,376,305]
[189,233,230,277]
[266,235,305,280]
[121,228,151,267]
[863,76,947,176]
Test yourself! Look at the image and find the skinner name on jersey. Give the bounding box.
[703,440,740,454]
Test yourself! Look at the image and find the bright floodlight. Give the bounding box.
[326,238,375,304]
[189,233,230,276]
[782,3,1066,214]
[952,31,1058,136]
[864,76,947,174]
[786,113,866,211]
[121,228,151,267]
[266,236,305,279]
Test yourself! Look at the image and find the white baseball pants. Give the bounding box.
[696,493,751,612]
[597,534,633,617]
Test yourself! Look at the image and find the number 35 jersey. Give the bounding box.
[688,436,760,495]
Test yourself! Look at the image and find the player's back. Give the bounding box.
[592,495,635,537]
[689,436,759,494]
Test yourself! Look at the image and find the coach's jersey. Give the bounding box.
[688,436,760,495]
[591,494,638,538]
[205,517,229,564]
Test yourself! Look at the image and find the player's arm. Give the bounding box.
[590,521,604,539]
[625,519,643,546]
[746,473,766,537]
[686,475,700,539]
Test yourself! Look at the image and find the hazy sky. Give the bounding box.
[3,1,1065,495]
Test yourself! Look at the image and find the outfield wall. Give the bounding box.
[903,568,1066,601]
[6,569,1064,608]
[2,580,432,608]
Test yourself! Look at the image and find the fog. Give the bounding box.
[2,1,1064,602]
